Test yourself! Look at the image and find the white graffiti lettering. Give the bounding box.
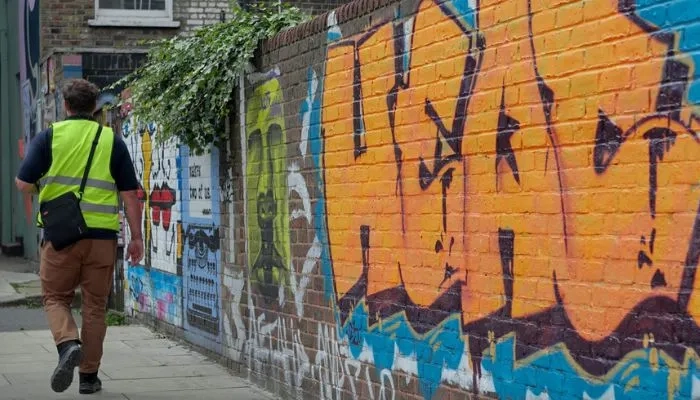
[299,70,318,158]
[222,270,246,361]
[288,163,312,224]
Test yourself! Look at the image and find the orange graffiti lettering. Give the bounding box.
[321,0,700,341]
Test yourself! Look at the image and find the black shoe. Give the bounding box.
[50,341,82,393]
[79,373,102,394]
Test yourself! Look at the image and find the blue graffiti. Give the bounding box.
[635,0,700,106]
[121,116,132,138]
[342,304,465,400]
[127,265,182,327]
[307,66,335,301]
[445,0,476,29]
[332,300,700,400]
[483,336,698,400]
[326,11,342,42]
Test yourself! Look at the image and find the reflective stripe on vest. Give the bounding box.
[40,175,117,191]
[81,202,119,214]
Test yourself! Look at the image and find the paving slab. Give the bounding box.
[121,338,178,348]
[0,324,276,400]
[0,306,75,332]
[100,364,227,380]
[0,352,58,364]
[0,343,51,355]
[0,259,41,306]
[92,374,250,394]
[139,354,217,367]
[0,256,38,274]
[2,271,42,285]
[125,387,272,400]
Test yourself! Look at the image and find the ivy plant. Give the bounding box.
[111,2,308,155]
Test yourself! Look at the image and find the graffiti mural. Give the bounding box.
[149,124,180,275]
[18,0,41,227]
[122,114,182,274]
[122,106,184,327]
[181,145,222,345]
[121,93,224,344]
[18,0,40,144]
[121,114,148,262]
[308,0,700,398]
[111,0,700,398]
[219,65,326,400]
[126,265,183,327]
[245,71,291,303]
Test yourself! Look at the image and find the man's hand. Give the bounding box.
[126,238,144,264]
[120,190,144,265]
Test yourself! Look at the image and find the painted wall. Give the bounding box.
[121,96,224,350]
[16,0,41,258]
[247,0,700,396]
[123,0,700,398]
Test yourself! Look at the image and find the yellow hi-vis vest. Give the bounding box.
[36,119,120,232]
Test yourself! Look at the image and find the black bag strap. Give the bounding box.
[78,124,104,201]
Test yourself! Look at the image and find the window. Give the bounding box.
[89,0,180,28]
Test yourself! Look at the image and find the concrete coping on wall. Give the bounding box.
[261,0,396,54]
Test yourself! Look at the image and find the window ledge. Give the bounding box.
[88,18,181,28]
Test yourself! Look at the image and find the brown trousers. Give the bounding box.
[40,238,117,373]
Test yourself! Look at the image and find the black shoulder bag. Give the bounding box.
[40,124,104,251]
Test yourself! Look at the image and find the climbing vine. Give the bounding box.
[112,2,308,155]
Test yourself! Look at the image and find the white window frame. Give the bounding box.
[89,0,180,28]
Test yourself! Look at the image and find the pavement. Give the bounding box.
[0,255,83,307]
[0,256,41,306]
[0,306,82,332]
[0,324,275,400]
[0,257,274,400]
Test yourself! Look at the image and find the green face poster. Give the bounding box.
[245,75,290,302]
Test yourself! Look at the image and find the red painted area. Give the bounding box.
[150,183,176,231]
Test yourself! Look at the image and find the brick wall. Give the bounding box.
[177,0,230,30]
[123,0,700,398]
[41,0,349,58]
[41,1,176,58]
[39,0,236,57]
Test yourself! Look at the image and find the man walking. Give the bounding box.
[15,79,144,395]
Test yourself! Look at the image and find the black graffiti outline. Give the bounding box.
[495,85,521,189]
[419,100,462,191]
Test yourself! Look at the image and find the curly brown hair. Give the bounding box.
[61,79,99,116]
